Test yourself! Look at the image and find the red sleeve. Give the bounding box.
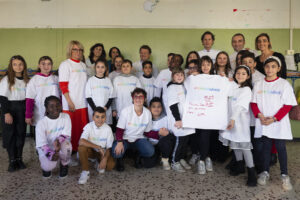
[274,105,293,121]
[144,130,159,140]
[116,127,125,141]
[250,103,261,118]
[59,82,69,94]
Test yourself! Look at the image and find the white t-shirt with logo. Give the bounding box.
[0,76,26,100]
[139,75,156,106]
[154,68,172,110]
[198,49,220,63]
[132,61,159,78]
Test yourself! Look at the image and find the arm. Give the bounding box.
[59,82,75,112]
[86,98,96,110]
[144,130,159,140]
[79,138,104,155]
[104,98,113,110]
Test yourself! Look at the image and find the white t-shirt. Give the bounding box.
[58,59,87,110]
[80,121,114,149]
[35,113,71,149]
[85,57,95,78]
[154,68,172,110]
[85,76,115,124]
[0,76,26,101]
[182,74,233,130]
[139,75,156,106]
[113,74,142,117]
[197,49,220,63]
[250,70,265,126]
[150,115,169,145]
[117,105,152,142]
[109,71,121,82]
[166,83,194,137]
[252,78,297,139]
[220,85,252,143]
[26,74,60,125]
[132,61,159,78]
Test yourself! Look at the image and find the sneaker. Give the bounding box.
[8,160,17,172]
[96,163,105,174]
[78,171,90,184]
[171,162,186,173]
[205,157,213,172]
[16,158,26,169]
[180,159,191,170]
[161,158,171,170]
[116,158,125,172]
[281,174,293,191]
[197,160,206,175]
[189,154,199,165]
[257,171,270,186]
[42,170,52,179]
[59,164,69,179]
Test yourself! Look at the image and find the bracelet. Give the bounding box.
[273,117,277,122]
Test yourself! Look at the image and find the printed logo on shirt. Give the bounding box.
[128,122,148,128]
[229,96,237,101]
[37,82,58,87]
[193,87,220,92]
[91,85,110,90]
[162,78,168,82]
[117,83,137,87]
[143,84,155,88]
[177,91,185,96]
[11,86,26,92]
[46,127,64,135]
[257,90,281,95]
[89,137,107,143]
[71,69,86,73]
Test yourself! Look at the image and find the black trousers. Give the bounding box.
[195,129,211,161]
[1,101,26,161]
[209,130,229,162]
[158,133,176,159]
[172,135,189,163]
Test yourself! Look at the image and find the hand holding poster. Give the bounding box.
[182,74,233,130]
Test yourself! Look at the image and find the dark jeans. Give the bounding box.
[158,133,176,159]
[195,129,211,161]
[172,135,189,163]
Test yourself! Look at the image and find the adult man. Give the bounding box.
[197,31,220,63]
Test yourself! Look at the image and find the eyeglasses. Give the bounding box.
[188,66,198,71]
[134,95,145,100]
[72,48,83,52]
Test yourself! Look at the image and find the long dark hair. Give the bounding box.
[88,43,106,64]
[7,55,29,90]
[200,56,214,75]
[215,51,231,77]
[233,65,252,89]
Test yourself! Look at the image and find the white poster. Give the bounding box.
[182,74,233,130]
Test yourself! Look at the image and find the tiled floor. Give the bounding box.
[0,138,299,200]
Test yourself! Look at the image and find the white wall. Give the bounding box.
[0,0,299,28]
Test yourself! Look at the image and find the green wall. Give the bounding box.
[0,28,300,137]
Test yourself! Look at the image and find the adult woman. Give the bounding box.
[255,33,287,79]
[107,47,121,73]
[86,43,106,77]
[58,40,88,155]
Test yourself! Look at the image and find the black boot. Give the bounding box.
[8,160,17,172]
[270,153,277,166]
[116,158,125,172]
[134,155,143,169]
[59,163,68,179]
[16,158,26,169]
[225,154,236,170]
[230,160,245,176]
[247,167,257,187]
[42,170,52,179]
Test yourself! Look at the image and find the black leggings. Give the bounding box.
[194,129,211,161]
[158,133,176,159]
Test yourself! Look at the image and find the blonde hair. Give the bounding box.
[66,40,84,60]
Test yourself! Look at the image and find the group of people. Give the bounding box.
[0,31,296,191]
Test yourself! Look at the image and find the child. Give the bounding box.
[35,96,72,179]
[199,56,215,75]
[215,51,233,78]
[219,65,257,187]
[112,59,142,118]
[25,56,60,128]
[145,97,175,170]
[167,67,194,172]
[109,55,123,82]
[139,61,157,106]
[251,56,297,191]
[0,55,29,172]
[78,107,115,184]
[185,51,201,76]
[112,88,154,171]
[85,59,115,125]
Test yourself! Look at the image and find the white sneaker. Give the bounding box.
[205,157,213,172]
[78,171,90,184]
[257,171,270,186]
[180,159,191,170]
[281,174,293,191]
[189,154,199,165]
[161,158,171,170]
[171,162,186,173]
[97,168,105,174]
[197,160,206,175]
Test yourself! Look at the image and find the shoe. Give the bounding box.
[257,171,270,186]
[246,167,257,187]
[230,161,245,176]
[179,159,191,170]
[116,158,125,172]
[225,155,236,170]
[69,157,79,167]
[78,171,90,184]
[8,160,17,172]
[59,164,69,179]
[197,160,206,175]
[281,174,293,191]
[42,170,52,179]
[189,154,199,165]
[161,158,171,170]
[134,156,143,169]
[16,158,26,169]
[270,153,278,166]
[205,157,213,172]
[171,162,186,173]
